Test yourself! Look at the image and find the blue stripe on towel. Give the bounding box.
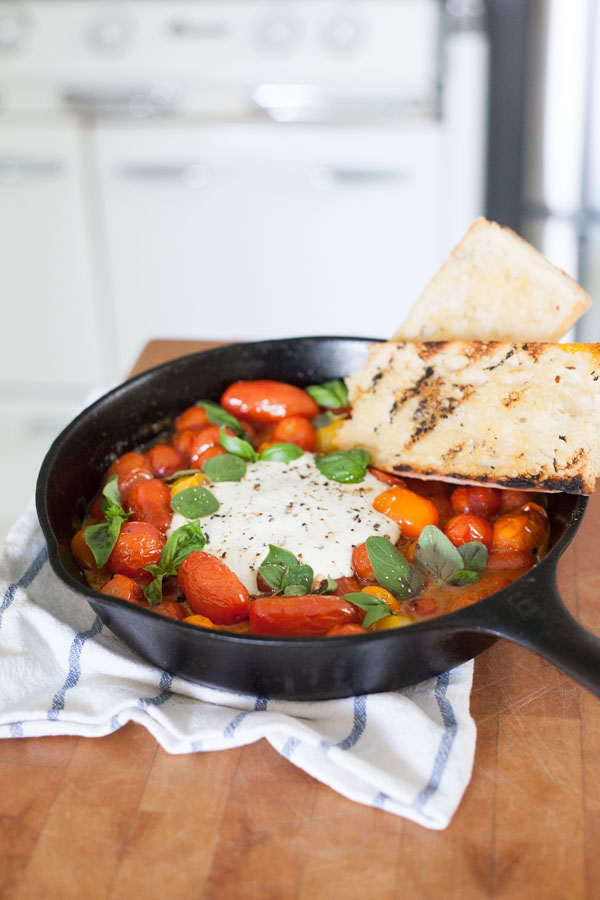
[282,736,301,759]
[223,696,269,738]
[0,545,47,630]
[10,722,23,738]
[138,671,174,709]
[47,616,103,720]
[411,671,458,812]
[321,694,367,753]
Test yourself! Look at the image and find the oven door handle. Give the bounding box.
[0,158,64,184]
[309,166,408,187]
[252,83,433,122]
[117,163,210,186]
[63,88,176,117]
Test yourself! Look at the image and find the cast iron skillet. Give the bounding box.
[36,337,600,700]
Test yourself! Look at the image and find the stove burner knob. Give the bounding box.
[88,16,132,55]
[0,13,30,52]
[325,16,363,52]
[256,16,298,50]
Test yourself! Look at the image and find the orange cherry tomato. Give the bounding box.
[492,502,549,555]
[444,513,493,549]
[71,528,99,571]
[325,623,368,637]
[445,572,512,612]
[106,451,153,504]
[373,487,439,538]
[177,551,250,625]
[128,477,173,533]
[499,489,535,513]
[249,594,360,636]
[100,574,145,605]
[403,478,454,521]
[450,485,501,519]
[107,522,165,580]
[152,600,186,621]
[146,444,187,478]
[272,416,316,451]
[361,584,402,615]
[221,380,319,424]
[175,404,210,432]
[193,444,228,471]
[486,549,536,571]
[351,542,376,582]
[184,614,220,630]
[368,468,407,488]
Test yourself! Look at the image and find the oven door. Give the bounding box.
[93,121,443,372]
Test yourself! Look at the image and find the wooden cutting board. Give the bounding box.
[2,339,599,900]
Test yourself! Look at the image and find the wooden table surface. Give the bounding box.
[3,338,600,900]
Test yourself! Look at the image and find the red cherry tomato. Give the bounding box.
[100,574,145,605]
[193,444,228,471]
[368,468,407,488]
[152,600,186,621]
[333,575,361,596]
[71,528,99,571]
[249,594,360,636]
[450,485,502,519]
[177,551,250,625]
[127,478,173,533]
[486,549,536,570]
[146,444,186,478]
[106,451,153,504]
[446,573,512,612]
[373,487,439,538]
[403,479,454,521]
[444,513,493,549]
[407,597,440,618]
[107,522,165,580]
[351,543,376,582]
[272,416,316,451]
[175,404,210,432]
[221,380,319,424]
[499,489,535,513]
[326,623,368,637]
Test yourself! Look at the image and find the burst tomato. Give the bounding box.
[100,574,145,604]
[221,380,319,424]
[492,502,549,555]
[107,522,165,580]
[177,551,250,625]
[444,513,493,548]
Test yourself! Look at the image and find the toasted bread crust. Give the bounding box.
[336,341,600,494]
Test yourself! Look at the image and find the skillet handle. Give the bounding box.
[469,566,600,698]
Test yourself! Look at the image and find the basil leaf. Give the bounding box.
[260,544,299,569]
[316,448,371,484]
[458,541,489,572]
[315,576,338,595]
[218,426,258,461]
[415,525,464,582]
[101,474,123,512]
[144,520,206,606]
[343,592,392,629]
[258,545,314,596]
[450,569,480,586]
[258,564,288,593]
[306,379,348,408]
[84,516,123,569]
[258,442,304,463]
[365,535,425,599]
[196,400,247,437]
[144,567,166,607]
[163,468,201,484]
[171,486,219,519]
[202,454,247,482]
[281,564,313,596]
[312,411,336,429]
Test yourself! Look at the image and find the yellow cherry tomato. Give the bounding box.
[171,472,206,497]
[370,614,414,631]
[314,418,344,453]
[183,614,219,629]
[361,585,402,615]
[373,487,439,538]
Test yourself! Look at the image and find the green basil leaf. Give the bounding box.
[449,569,480,586]
[196,400,247,437]
[415,525,464,582]
[312,411,336,429]
[163,468,201,484]
[258,564,287,593]
[281,564,313,596]
[144,569,166,607]
[84,512,125,568]
[343,592,392,629]
[315,448,371,484]
[458,541,489,572]
[365,535,425,599]
[202,453,247,482]
[258,442,304,463]
[260,544,300,569]
[101,474,123,512]
[258,545,314,596]
[306,379,348,408]
[171,486,220,519]
[165,520,207,571]
[315,576,338,595]
[218,427,258,461]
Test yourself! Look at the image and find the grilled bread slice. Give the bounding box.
[393,218,591,342]
[336,341,600,494]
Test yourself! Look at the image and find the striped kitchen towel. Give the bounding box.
[0,504,476,830]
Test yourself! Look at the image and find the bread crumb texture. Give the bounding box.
[337,341,600,494]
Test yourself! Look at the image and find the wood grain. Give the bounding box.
[2,338,599,899]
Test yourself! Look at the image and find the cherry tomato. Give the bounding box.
[368,468,407,488]
[175,404,210,432]
[373,487,439,538]
[193,445,228,471]
[351,542,376,582]
[446,573,512,612]
[106,451,153,503]
[221,380,319,424]
[152,600,186,621]
[406,597,440,618]
[492,502,549,555]
[177,551,250,625]
[100,574,145,605]
[107,522,165,580]
[249,594,360,636]
[146,444,186,478]
[325,624,368,637]
[499,489,535,513]
[333,575,361,596]
[450,485,501,519]
[71,528,99,571]
[272,416,316,451]
[360,584,402,615]
[486,549,536,571]
[184,614,220,630]
[127,478,173,533]
[88,493,105,522]
[403,479,454,521]
[444,513,493,548]
[314,418,344,453]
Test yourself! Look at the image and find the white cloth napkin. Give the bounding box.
[0,504,476,830]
